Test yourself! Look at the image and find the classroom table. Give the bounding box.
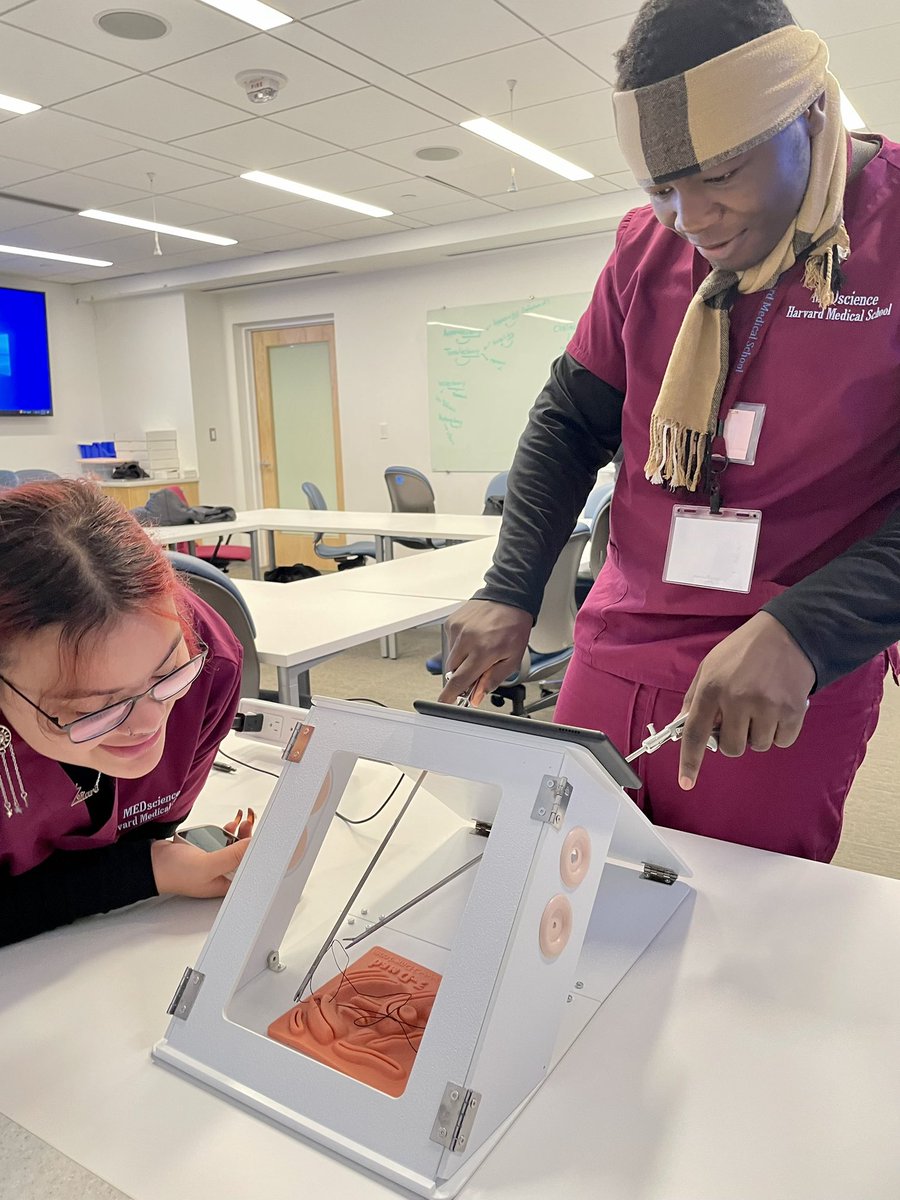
[2,733,899,1200]
[148,509,501,579]
[233,575,460,704]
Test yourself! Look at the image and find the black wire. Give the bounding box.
[344,698,386,706]
[216,749,279,778]
[336,773,405,824]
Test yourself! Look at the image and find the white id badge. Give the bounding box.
[723,402,765,465]
[663,506,762,593]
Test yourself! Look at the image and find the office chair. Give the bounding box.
[383,465,446,550]
[165,551,276,701]
[576,480,615,608]
[482,471,508,515]
[0,470,19,489]
[301,481,376,569]
[15,469,60,483]
[427,527,589,717]
[167,486,251,573]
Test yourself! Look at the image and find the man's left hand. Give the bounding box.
[678,612,816,789]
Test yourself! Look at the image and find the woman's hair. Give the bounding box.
[615,0,796,90]
[0,479,184,667]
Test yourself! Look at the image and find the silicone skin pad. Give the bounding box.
[268,947,442,1097]
[538,895,573,959]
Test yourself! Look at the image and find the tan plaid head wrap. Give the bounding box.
[613,26,850,490]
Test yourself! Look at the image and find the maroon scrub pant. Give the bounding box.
[554,653,888,861]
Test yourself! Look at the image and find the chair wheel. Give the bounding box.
[490,694,505,707]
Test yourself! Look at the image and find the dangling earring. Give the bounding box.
[0,726,28,818]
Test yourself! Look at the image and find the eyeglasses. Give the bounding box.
[0,641,208,744]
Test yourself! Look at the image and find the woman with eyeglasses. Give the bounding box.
[0,479,248,946]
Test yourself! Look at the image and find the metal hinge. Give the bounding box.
[166,967,205,1019]
[641,862,678,885]
[531,775,571,828]
[430,1082,481,1153]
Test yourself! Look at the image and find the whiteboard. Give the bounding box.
[427,291,591,472]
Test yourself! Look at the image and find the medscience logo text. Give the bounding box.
[786,292,893,322]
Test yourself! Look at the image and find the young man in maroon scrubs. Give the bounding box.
[0,481,249,945]
[441,0,900,861]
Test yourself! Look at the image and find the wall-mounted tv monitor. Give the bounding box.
[0,287,52,417]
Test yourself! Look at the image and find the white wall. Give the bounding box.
[91,291,198,473]
[0,276,104,476]
[184,292,241,504]
[216,232,614,514]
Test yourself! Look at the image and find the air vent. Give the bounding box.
[202,270,340,293]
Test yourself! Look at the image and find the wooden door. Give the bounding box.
[251,323,345,570]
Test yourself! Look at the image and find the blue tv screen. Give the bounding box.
[0,288,52,417]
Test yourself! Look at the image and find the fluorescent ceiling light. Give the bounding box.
[0,244,112,266]
[79,209,237,246]
[522,312,576,324]
[427,321,484,331]
[241,171,394,217]
[840,90,866,131]
[195,0,291,31]
[461,118,593,182]
[0,93,40,115]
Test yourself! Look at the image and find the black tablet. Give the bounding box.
[412,700,641,790]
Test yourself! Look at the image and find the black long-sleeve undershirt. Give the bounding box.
[474,351,900,691]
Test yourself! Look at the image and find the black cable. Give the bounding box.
[336,774,405,825]
[344,698,386,706]
[216,749,279,778]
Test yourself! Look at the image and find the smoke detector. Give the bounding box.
[236,70,287,104]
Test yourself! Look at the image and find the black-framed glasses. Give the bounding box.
[0,641,208,744]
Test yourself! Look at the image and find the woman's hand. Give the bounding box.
[152,808,255,898]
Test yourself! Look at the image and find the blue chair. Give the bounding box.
[384,465,447,550]
[301,481,376,568]
[483,471,508,515]
[165,550,274,700]
[0,470,18,489]
[14,469,60,483]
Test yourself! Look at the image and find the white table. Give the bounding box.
[338,535,498,601]
[3,737,899,1200]
[149,509,500,580]
[234,576,459,704]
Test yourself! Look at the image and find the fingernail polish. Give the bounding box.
[248,807,256,826]
[235,809,243,823]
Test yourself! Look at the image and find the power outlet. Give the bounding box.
[235,697,308,747]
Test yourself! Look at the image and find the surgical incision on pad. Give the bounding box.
[268,947,442,1097]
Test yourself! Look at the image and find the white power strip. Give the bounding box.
[233,697,309,748]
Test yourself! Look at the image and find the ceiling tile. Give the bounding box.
[76,151,231,194]
[173,119,338,170]
[0,111,134,170]
[242,197,384,231]
[877,121,900,141]
[188,212,301,241]
[501,0,639,35]
[267,150,414,192]
[314,215,418,239]
[276,0,363,14]
[1,0,255,71]
[60,76,250,142]
[403,197,508,223]
[99,195,234,226]
[482,180,598,209]
[845,80,900,128]
[6,172,148,212]
[273,87,446,148]
[168,177,301,214]
[0,194,70,233]
[0,214,137,252]
[343,177,472,212]
[0,157,53,189]
[235,230,337,251]
[73,231,238,266]
[494,91,616,149]
[411,39,605,116]
[817,24,900,90]
[154,32,366,114]
[306,0,538,74]
[0,21,134,106]
[595,170,634,190]
[556,135,629,178]
[790,1,900,40]
[551,15,635,87]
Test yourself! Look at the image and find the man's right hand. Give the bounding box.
[438,599,533,706]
